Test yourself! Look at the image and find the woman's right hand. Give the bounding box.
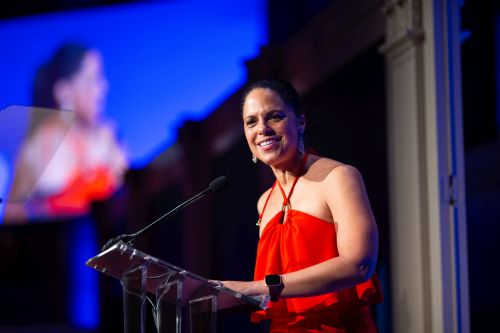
[220,280,266,297]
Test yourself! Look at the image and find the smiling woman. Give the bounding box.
[223,78,384,332]
[242,82,305,170]
[4,43,128,223]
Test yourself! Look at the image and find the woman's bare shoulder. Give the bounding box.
[40,114,66,129]
[307,155,346,177]
[308,155,362,187]
[24,115,67,147]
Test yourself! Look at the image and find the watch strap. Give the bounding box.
[265,274,284,302]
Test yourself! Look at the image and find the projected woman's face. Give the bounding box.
[67,50,109,126]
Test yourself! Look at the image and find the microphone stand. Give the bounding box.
[102,177,227,251]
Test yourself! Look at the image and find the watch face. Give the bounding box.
[265,274,282,286]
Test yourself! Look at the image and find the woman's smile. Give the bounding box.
[257,137,281,151]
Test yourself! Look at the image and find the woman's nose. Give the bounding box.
[257,122,272,135]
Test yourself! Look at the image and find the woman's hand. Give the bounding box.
[220,280,265,297]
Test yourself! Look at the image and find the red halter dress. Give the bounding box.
[252,156,383,332]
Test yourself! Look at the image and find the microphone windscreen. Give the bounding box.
[209,176,229,194]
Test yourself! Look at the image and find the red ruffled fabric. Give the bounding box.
[265,303,379,333]
[251,210,383,330]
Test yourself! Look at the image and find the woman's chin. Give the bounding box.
[259,149,301,169]
[76,112,100,127]
[259,154,284,167]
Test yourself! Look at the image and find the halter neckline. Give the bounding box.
[257,152,309,226]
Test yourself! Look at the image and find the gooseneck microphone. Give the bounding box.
[101,176,229,251]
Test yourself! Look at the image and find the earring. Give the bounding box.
[252,155,257,164]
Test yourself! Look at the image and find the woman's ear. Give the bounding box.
[53,79,74,111]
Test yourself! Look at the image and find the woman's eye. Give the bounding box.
[270,113,285,121]
[245,119,257,127]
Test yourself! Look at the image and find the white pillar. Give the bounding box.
[379,0,469,332]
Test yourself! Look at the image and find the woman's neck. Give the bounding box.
[74,119,99,136]
[271,152,307,185]
[75,113,101,129]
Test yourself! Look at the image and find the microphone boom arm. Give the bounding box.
[129,187,210,240]
[101,178,225,252]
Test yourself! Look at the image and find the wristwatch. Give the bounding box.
[265,274,284,302]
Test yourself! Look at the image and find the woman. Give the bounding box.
[5,43,127,222]
[222,79,383,332]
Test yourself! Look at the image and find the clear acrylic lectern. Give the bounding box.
[86,241,268,333]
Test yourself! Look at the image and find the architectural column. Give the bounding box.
[379,0,469,332]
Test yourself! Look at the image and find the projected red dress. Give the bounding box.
[252,180,383,333]
[13,117,127,218]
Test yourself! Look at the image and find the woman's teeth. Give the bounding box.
[259,140,276,147]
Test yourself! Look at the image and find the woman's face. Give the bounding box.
[242,88,305,168]
[62,50,109,125]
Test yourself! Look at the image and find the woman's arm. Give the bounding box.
[223,165,379,298]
